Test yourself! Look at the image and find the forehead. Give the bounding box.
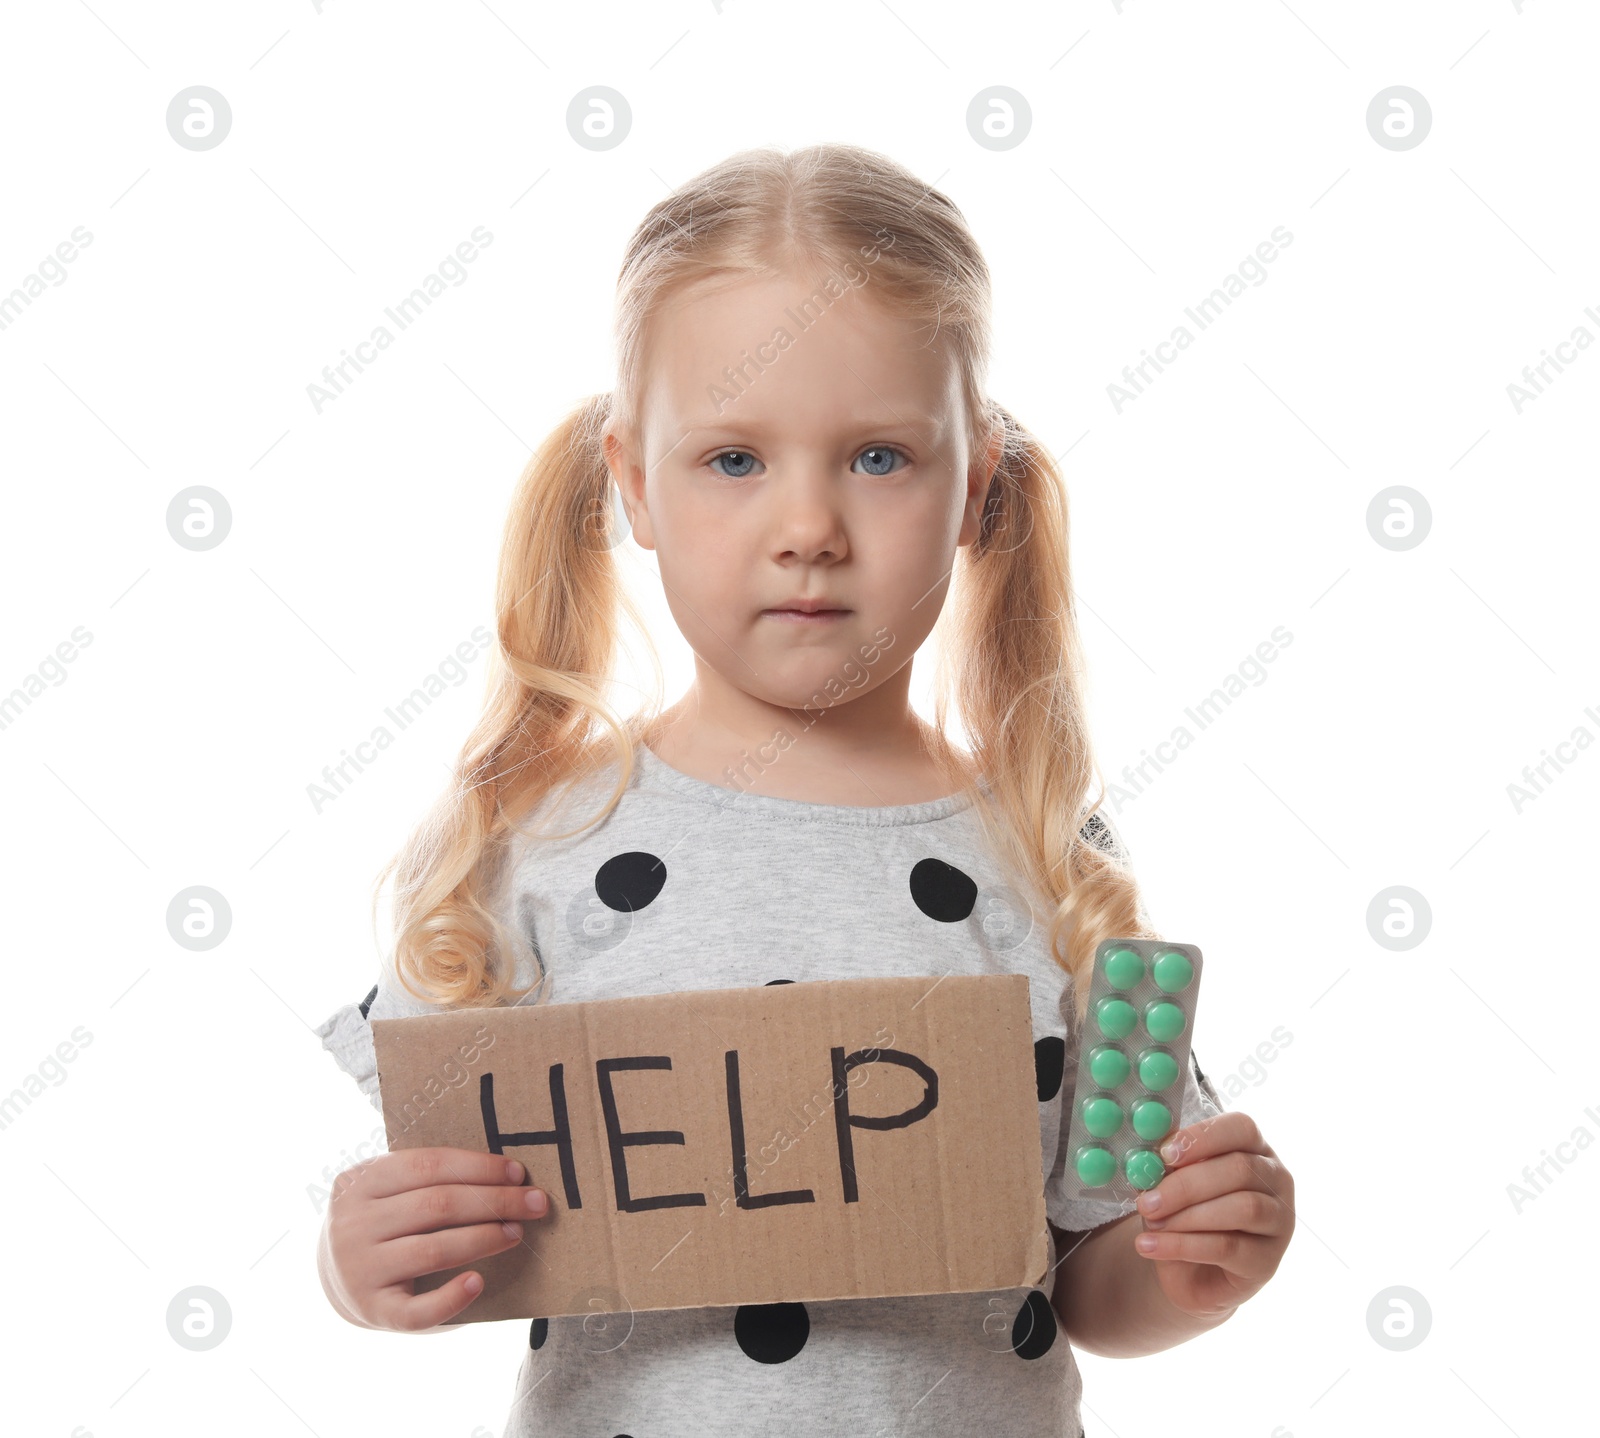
[638,270,963,443]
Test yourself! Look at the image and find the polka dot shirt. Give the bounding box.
[317,741,1223,1437]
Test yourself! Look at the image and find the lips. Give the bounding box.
[765,599,849,614]
[762,604,851,624]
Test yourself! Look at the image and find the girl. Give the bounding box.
[315,142,1295,1437]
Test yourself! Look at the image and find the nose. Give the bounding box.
[767,463,849,565]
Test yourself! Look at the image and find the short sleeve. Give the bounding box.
[313,986,381,1111]
[313,835,549,1114]
[1043,992,1226,1234]
[313,962,448,1114]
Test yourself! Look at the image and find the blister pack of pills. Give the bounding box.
[1061,938,1204,1200]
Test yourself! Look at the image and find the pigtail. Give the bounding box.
[933,403,1155,1029]
[374,393,661,1010]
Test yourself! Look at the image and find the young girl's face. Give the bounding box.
[607,269,998,722]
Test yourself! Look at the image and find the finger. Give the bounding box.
[1138,1148,1293,1224]
[371,1217,527,1290]
[1140,1186,1287,1237]
[360,1148,529,1201]
[382,1268,494,1333]
[1141,1252,1244,1318]
[1138,1149,1292,1224]
[1158,1111,1269,1171]
[1133,1226,1278,1273]
[370,1179,553,1244]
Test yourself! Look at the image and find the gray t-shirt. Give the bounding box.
[316,741,1224,1437]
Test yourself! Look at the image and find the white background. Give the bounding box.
[2,2,1594,1435]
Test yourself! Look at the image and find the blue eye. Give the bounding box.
[853,445,908,477]
[707,447,909,479]
[708,450,762,479]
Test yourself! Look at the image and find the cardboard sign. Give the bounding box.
[371,973,1048,1322]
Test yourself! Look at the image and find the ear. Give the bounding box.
[958,414,1005,548]
[602,417,655,552]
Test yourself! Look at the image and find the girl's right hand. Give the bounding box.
[319,1147,551,1332]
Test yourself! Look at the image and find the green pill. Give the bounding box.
[1075,1144,1116,1187]
[1138,1047,1180,1090]
[1082,1095,1123,1138]
[1103,945,1145,990]
[1152,949,1194,992]
[1088,1044,1131,1088]
[1124,1148,1166,1190]
[1144,1000,1186,1042]
[1131,1096,1173,1141]
[1095,996,1137,1040]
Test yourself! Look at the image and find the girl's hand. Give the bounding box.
[1130,1111,1294,1319]
[319,1147,552,1332]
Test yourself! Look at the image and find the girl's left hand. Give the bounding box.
[1131,1110,1294,1319]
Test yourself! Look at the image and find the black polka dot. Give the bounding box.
[1034,1036,1064,1102]
[1012,1289,1057,1360]
[528,1316,547,1350]
[908,857,977,923]
[594,851,668,913]
[734,1301,809,1363]
[764,978,795,986]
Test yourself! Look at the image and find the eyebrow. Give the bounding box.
[673,414,944,438]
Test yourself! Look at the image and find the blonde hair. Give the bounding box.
[374,143,1155,1029]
